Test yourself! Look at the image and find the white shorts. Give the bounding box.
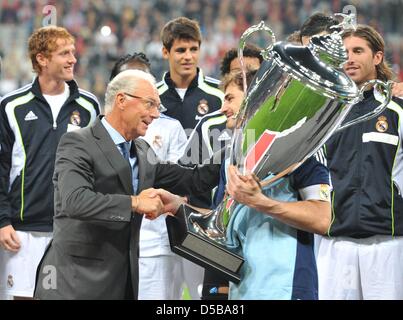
[138,255,183,300]
[0,292,11,300]
[317,235,403,300]
[0,230,52,298]
[138,254,204,300]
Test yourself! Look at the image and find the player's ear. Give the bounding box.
[162,46,169,60]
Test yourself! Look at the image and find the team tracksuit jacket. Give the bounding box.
[323,89,403,238]
[0,78,100,232]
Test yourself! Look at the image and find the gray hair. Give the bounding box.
[104,69,157,114]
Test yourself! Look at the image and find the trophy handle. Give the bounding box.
[238,21,276,94]
[336,80,393,132]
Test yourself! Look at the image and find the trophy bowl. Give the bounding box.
[166,14,393,283]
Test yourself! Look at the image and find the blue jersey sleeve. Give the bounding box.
[291,157,330,189]
[212,163,227,208]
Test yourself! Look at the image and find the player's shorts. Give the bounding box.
[317,235,403,300]
[0,231,52,298]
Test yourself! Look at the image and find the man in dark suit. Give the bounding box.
[34,69,220,299]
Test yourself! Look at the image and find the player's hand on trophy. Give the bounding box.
[131,188,164,220]
[392,82,403,97]
[226,165,266,208]
[153,189,188,216]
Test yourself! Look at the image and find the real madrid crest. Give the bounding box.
[70,110,81,126]
[152,135,163,149]
[319,184,330,202]
[375,115,388,133]
[7,275,14,288]
[197,99,209,115]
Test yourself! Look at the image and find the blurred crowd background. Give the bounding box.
[0,0,402,104]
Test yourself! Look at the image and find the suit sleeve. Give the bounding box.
[0,101,13,228]
[54,132,132,223]
[154,162,220,200]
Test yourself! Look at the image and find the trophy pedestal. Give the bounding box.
[166,204,244,283]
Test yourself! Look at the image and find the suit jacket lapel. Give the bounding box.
[91,117,133,195]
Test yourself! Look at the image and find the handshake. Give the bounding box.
[131,188,187,220]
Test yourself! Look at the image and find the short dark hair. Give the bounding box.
[109,52,151,80]
[160,17,201,52]
[220,44,263,77]
[299,13,339,43]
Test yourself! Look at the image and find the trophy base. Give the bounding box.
[166,204,244,284]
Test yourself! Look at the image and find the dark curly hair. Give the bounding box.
[220,44,263,77]
[109,52,151,80]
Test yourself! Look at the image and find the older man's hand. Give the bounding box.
[131,188,164,220]
[153,189,187,216]
[131,188,187,220]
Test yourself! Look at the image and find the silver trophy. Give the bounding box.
[166,13,393,283]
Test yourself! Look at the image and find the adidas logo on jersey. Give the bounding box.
[218,131,232,141]
[24,110,38,121]
[195,115,203,121]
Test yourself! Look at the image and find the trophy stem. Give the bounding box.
[187,199,231,245]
